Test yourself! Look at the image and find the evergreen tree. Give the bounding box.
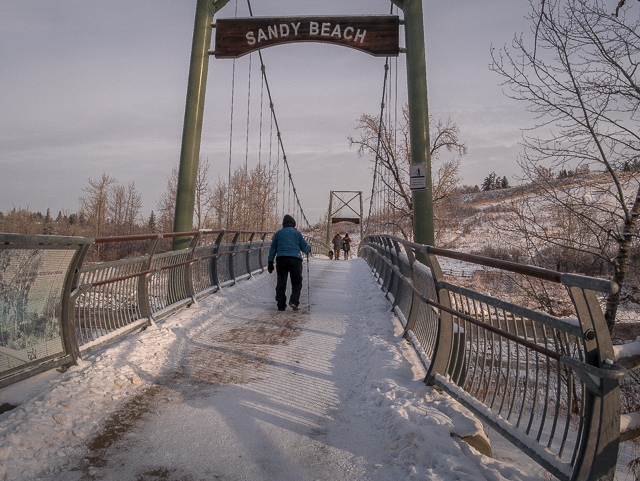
[147,211,157,233]
[481,172,498,191]
[43,208,53,235]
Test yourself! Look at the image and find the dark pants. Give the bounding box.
[275,256,303,309]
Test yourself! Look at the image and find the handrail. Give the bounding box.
[368,234,619,294]
[359,234,624,481]
[360,244,625,380]
[0,229,274,390]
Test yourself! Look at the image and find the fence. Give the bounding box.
[0,229,277,388]
[359,234,627,481]
[303,235,332,257]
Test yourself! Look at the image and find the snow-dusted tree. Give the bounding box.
[490,0,640,332]
[349,105,466,240]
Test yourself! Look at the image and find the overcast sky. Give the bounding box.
[1,0,535,223]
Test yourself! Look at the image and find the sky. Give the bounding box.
[0,0,535,224]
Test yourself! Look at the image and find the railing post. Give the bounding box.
[246,232,255,276]
[228,232,240,285]
[403,245,420,334]
[138,235,160,322]
[184,233,200,303]
[419,249,455,385]
[389,238,403,307]
[566,285,620,481]
[381,237,394,294]
[258,233,267,272]
[326,191,334,246]
[62,243,92,363]
[374,236,385,282]
[210,231,225,288]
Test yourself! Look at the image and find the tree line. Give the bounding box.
[0,159,281,260]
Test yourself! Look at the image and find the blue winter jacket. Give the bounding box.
[268,227,311,261]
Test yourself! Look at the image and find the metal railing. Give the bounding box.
[359,234,627,481]
[0,230,273,388]
[303,235,332,257]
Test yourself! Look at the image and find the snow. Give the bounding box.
[614,336,640,361]
[0,257,625,480]
[620,413,640,434]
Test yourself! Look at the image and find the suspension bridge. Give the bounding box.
[0,1,637,480]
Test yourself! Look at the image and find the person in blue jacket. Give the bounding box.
[268,215,311,311]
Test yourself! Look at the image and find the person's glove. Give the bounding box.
[268,261,274,273]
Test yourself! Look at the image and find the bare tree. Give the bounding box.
[122,182,142,235]
[80,173,115,238]
[349,104,466,240]
[157,161,278,233]
[156,168,178,234]
[194,159,215,230]
[490,0,640,331]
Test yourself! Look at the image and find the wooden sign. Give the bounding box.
[213,15,400,59]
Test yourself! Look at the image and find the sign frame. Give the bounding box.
[214,15,400,59]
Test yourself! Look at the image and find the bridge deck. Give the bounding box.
[0,258,541,480]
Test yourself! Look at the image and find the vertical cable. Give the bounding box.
[226,0,239,230]
[243,53,253,231]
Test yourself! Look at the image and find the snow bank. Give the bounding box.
[0,321,179,479]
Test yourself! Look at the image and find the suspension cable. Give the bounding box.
[242,53,253,231]
[365,59,391,236]
[245,0,310,229]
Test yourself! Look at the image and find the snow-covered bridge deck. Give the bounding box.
[0,258,544,480]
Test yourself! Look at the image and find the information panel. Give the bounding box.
[410,164,427,190]
[214,15,400,59]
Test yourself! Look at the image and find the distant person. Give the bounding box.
[342,233,352,260]
[268,215,311,311]
[331,233,343,260]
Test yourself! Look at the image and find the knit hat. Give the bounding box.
[282,214,296,228]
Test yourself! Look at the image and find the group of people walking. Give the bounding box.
[331,232,351,260]
[267,214,355,312]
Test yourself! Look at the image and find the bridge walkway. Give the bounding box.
[37,258,536,480]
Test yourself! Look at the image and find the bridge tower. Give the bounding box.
[174,0,434,249]
[326,191,364,245]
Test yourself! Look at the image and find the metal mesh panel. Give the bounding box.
[75,257,145,346]
[248,247,259,272]
[216,245,232,284]
[395,254,413,320]
[192,245,216,293]
[148,250,190,313]
[411,267,440,363]
[233,242,250,278]
[445,290,588,467]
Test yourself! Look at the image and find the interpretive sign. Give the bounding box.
[214,15,400,59]
[410,164,427,190]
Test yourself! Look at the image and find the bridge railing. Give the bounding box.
[0,230,272,388]
[303,235,332,257]
[359,234,627,481]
